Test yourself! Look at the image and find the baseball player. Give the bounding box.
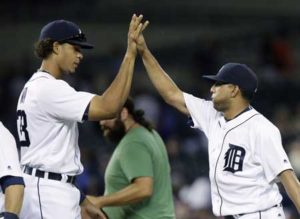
[136,32,300,218]
[0,122,24,219]
[16,15,148,219]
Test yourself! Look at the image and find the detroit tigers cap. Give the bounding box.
[39,20,94,49]
[202,63,258,94]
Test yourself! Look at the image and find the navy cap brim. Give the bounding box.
[202,75,227,83]
[66,40,94,49]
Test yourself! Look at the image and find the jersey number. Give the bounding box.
[17,110,30,147]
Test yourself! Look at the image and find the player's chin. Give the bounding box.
[68,68,76,74]
[212,99,217,106]
[212,100,221,111]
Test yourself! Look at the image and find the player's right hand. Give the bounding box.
[136,31,149,56]
[127,14,149,57]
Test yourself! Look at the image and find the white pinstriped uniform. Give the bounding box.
[17,71,95,219]
[0,122,23,213]
[184,93,292,219]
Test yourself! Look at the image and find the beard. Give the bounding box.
[213,102,225,112]
[212,99,230,112]
[103,119,126,144]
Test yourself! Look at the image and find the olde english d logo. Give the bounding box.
[223,144,246,173]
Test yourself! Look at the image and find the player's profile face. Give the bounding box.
[57,43,83,74]
[210,83,232,112]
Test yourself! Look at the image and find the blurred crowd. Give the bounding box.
[1,24,300,219]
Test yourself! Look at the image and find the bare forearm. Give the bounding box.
[142,49,181,104]
[94,184,150,208]
[141,48,189,114]
[280,169,300,213]
[284,179,300,212]
[89,52,136,121]
[102,52,136,112]
[287,190,300,213]
[5,185,24,215]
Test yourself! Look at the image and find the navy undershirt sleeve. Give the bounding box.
[0,176,25,192]
[82,102,91,122]
[3,212,19,219]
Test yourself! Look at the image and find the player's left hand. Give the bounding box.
[127,14,149,57]
[80,198,108,219]
[136,31,149,56]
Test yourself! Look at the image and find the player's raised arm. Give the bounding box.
[88,14,148,121]
[137,31,189,116]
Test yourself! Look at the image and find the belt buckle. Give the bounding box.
[44,172,49,179]
[61,174,68,183]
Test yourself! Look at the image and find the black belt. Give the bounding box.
[23,166,76,184]
[226,203,282,219]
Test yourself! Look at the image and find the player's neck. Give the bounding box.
[39,61,62,79]
[224,103,251,121]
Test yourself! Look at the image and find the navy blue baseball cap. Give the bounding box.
[203,63,258,94]
[39,20,94,49]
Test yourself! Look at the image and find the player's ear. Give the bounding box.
[231,85,240,98]
[52,42,60,55]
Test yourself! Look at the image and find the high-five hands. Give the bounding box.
[135,19,149,56]
[127,14,149,56]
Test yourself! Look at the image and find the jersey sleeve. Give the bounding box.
[119,141,153,182]
[0,123,22,179]
[183,92,217,135]
[256,123,293,183]
[39,80,95,122]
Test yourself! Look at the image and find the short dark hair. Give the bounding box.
[34,39,55,59]
[240,88,255,102]
[124,97,154,132]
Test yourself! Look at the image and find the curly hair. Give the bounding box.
[34,38,56,59]
[124,97,154,132]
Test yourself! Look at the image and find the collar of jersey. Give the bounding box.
[219,107,259,129]
[29,71,56,81]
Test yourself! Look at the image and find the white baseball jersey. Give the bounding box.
[0,122,23,213]
[16,71,95,175]
[183,93,292,216]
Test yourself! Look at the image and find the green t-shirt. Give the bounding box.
[103,127,175,219]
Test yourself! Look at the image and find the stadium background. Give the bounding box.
[1,1,300,218]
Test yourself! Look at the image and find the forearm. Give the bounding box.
[102,51,136,113]
[94,184,150,208]
[284,178,300,212]
[142,49,181,104]
[5,185,24,215]
[280,169,300,213]
[141,48,189,114]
